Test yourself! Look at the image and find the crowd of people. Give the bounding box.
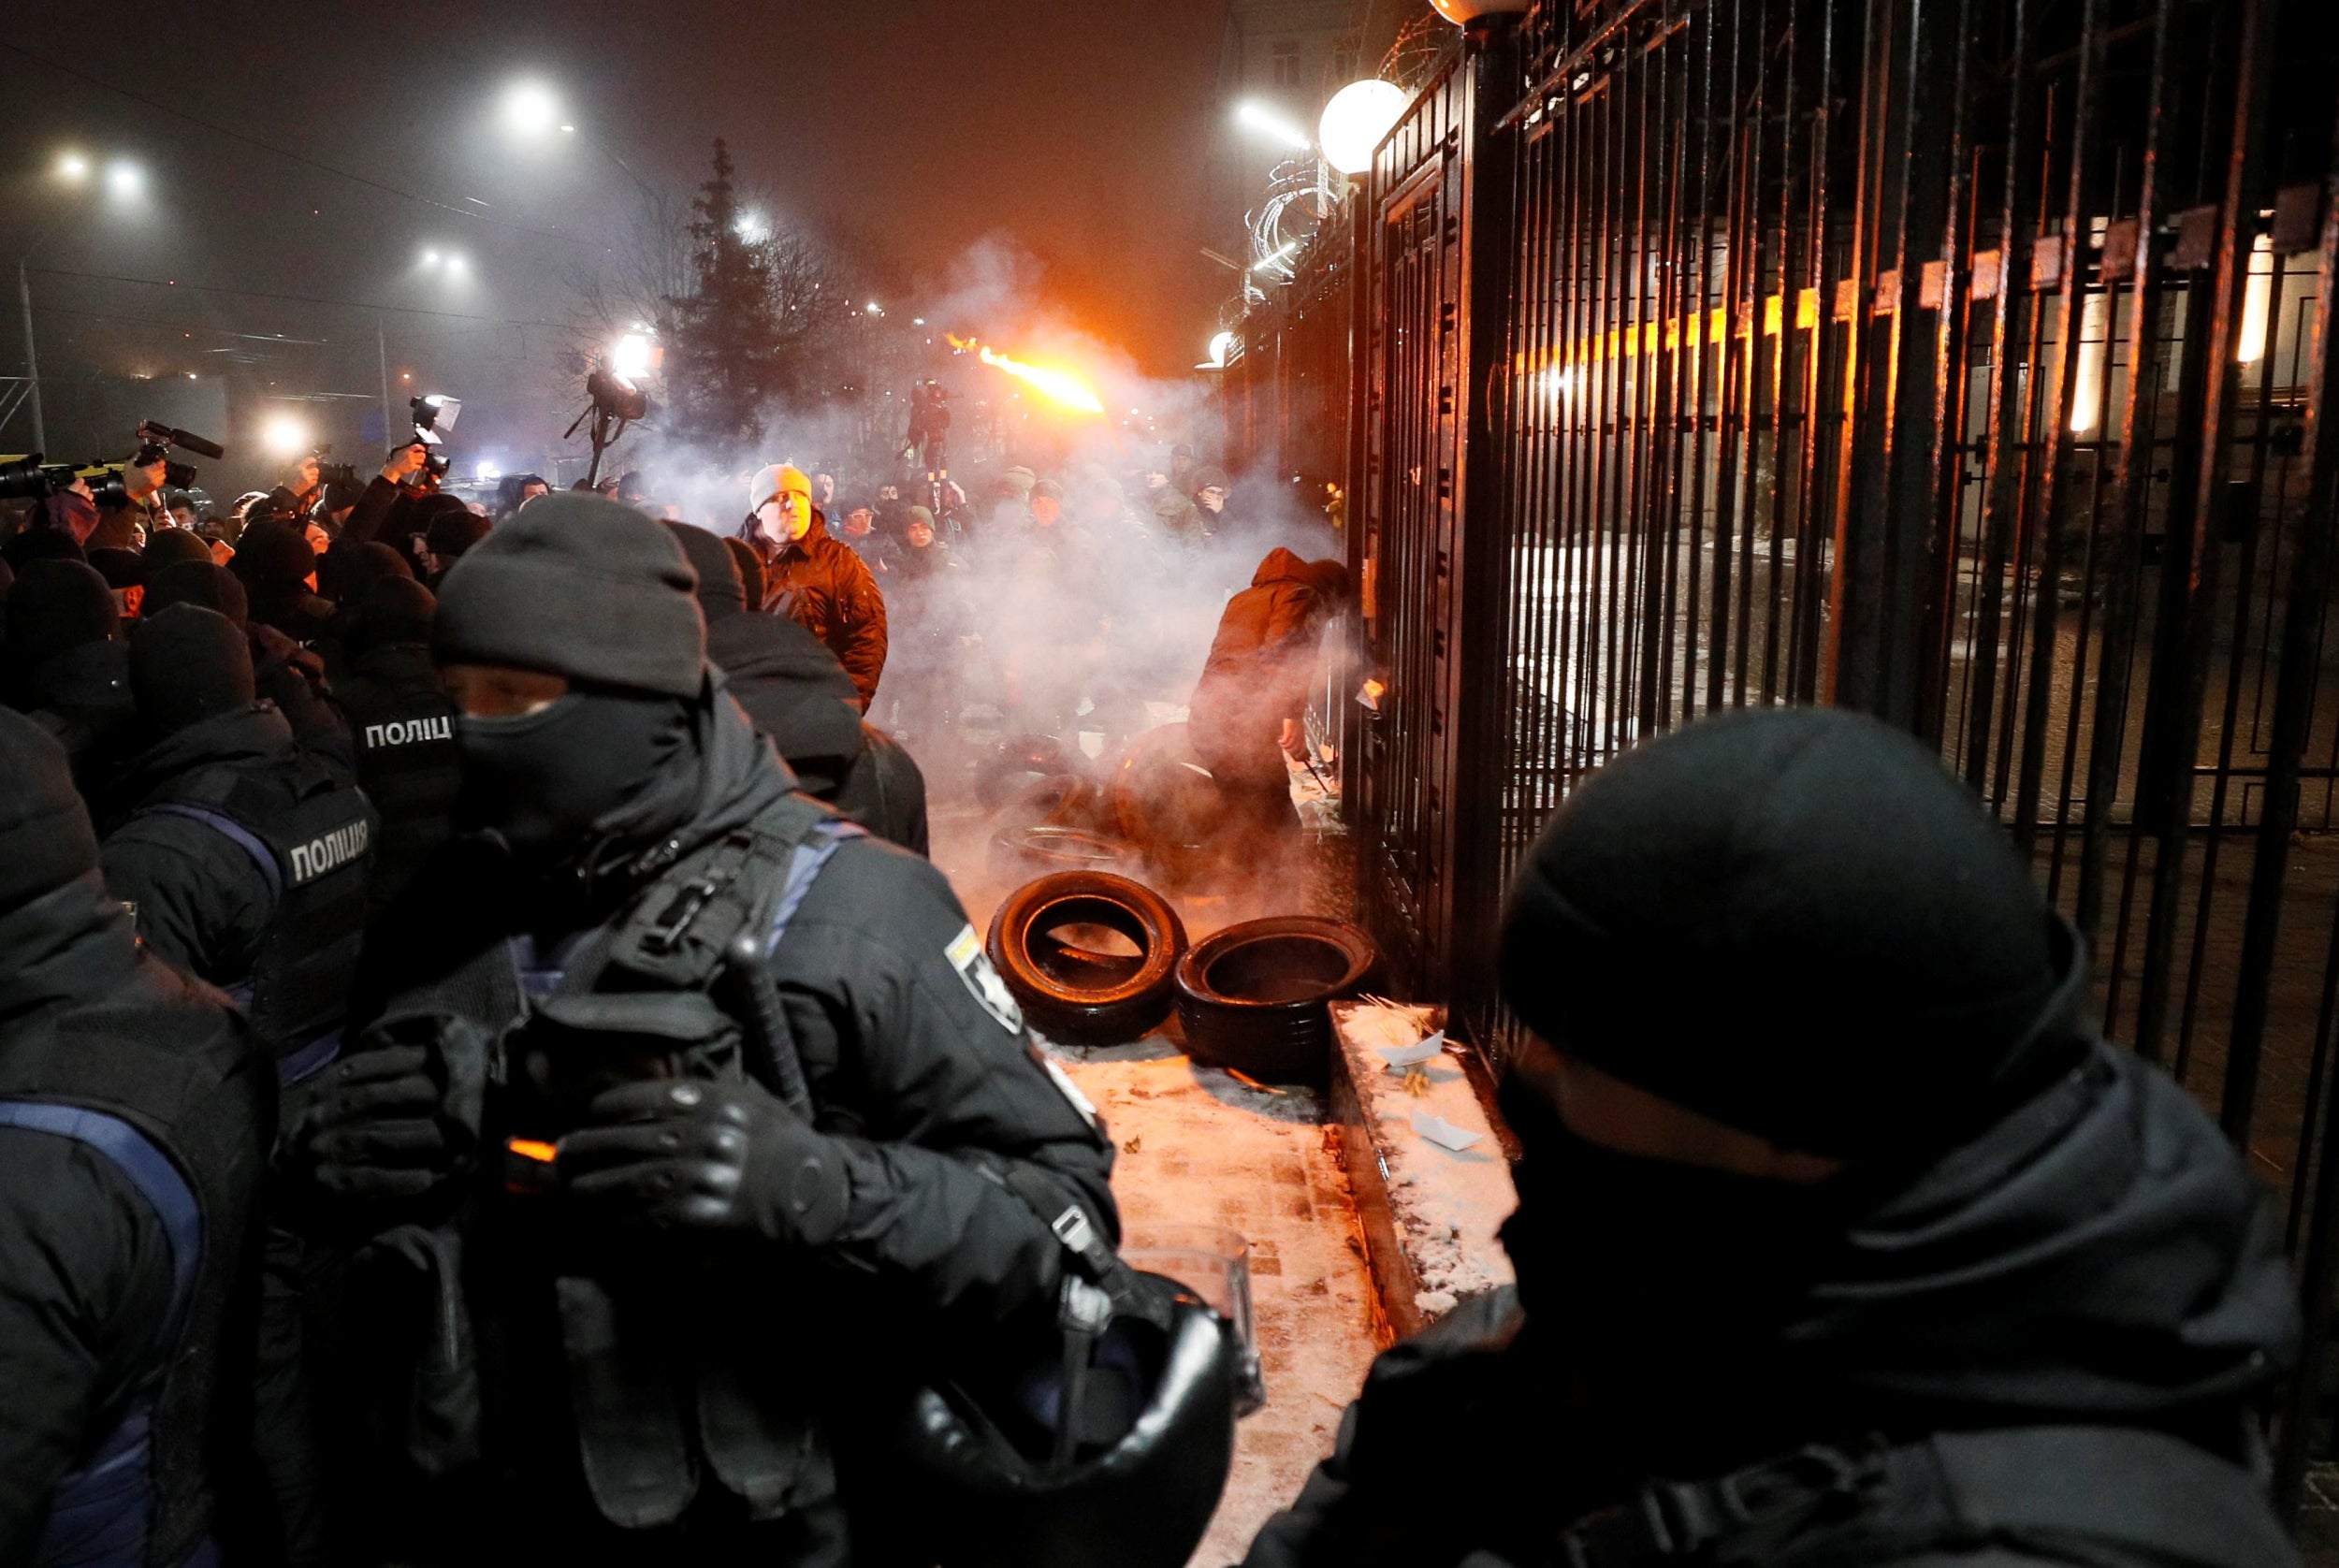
[0,416,2306,1568]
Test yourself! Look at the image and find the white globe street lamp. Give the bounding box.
[1318,80,1409,177]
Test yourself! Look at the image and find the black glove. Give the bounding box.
[291,1044,463,1198]
[556,1078,850,1246]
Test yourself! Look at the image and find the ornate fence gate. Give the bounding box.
[1224,0,2339,1502]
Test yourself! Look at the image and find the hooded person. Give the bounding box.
[417,497,490,585]
[1243,708,2302,1568]
[738,462,889,707]
[149,556,349,770]
[1184,549,1345,867]
[2,558,136,796]
[332,576,462,910]
[0,706,271,1568]
[293,494,1116,1567]
[230,520,335,643]
[665,522,928,854]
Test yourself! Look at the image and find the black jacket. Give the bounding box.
[1242,1043,2301,1568]
[742,511,889,706]
[704,609,928,853]
[338,678,1111,1561]
[99,706,302,979]
[0,873,270,1566]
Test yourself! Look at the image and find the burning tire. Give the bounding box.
[1173,918,1378,1083]
[987,872,1190,1044]
[976,733,1093,811]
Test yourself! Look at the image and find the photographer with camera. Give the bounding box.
[290,497,1118,1565]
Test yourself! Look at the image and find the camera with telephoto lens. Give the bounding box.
[312,446,358,487]
[134,419,225,489]
[0,455,129,507]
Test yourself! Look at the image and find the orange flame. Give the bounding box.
[948,335,1105,415]
[507,1138,558,1164]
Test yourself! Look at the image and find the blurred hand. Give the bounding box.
[1280,719,1306,760]
[382,443,428,485]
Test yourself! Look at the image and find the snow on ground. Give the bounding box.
[1042,1035,1381,1567]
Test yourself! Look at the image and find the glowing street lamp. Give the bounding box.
[1236,101,1315,152]
[1319,80,1409,177]
[103,159,145,203]
[503,80,561,138]
[262,414,310,457]
[734,210,770,243]
[53,151,90,185]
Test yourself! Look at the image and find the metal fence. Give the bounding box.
[1225,0,2339,1499]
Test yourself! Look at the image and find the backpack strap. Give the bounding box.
[1556,1424,2294,1568]
[0,1102,203,1347]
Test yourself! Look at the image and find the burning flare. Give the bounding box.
[950,335,1106,415]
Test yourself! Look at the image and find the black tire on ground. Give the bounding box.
[1173,917,1378,1084]
[988,871,1191,1044]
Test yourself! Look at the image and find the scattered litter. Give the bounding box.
[1227,1067,1287,1096]
[1122,1134,1143,1154]
[1402,1067,1431,1097]
[1376,1030,1447,1070]
[1410,1111,1483,1153]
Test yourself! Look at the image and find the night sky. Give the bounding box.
[3,1,1233,479]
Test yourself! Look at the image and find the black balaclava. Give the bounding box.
[456,684,695,868]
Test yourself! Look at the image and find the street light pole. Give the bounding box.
[377,313,394,449]
[18,258,44,455]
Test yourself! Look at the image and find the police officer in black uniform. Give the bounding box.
[1243,709,2301,1568]
[98,604,377,1082]
[289,496,1117,1566]
[96,603,378,1565]
[0,706,272,1566]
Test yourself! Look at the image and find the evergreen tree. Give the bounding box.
[664,138,786,457]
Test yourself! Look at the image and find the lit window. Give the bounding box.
[1271,38,1301,87]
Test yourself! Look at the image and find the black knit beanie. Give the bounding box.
[350,576,436,655]
[130,604,255,733]
[0,706,101,911]
[145,561,250,629]
[434,494,705,697]
[663,521,745,619]
[228,520,317,596]
[142,530,215,573]
[330,541,414,608]
[87,546,147,591]
[420,497,489,559]
[6,559,119,668]
[1497,707,2065,1162]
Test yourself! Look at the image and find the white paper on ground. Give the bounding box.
[1377,1031,1448,1071]
[1411,1111,1483,1152]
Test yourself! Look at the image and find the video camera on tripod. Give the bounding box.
[0,418,225,505]
[565,332,660,488]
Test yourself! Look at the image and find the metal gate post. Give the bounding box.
[1446,15,1525,1040]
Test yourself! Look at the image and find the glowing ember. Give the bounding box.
[507,1138,557,1164]
[949,335,1106,415]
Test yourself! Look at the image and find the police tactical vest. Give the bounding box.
[138,752,376,1083]
[0,985,269,1568]
[367,791,863,1532]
